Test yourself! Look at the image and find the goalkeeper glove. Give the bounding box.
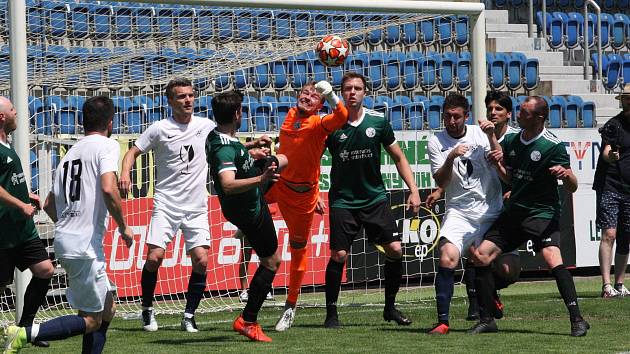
[315,80,340,107]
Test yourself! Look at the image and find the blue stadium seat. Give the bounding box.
[488,52,507,90]
[408,96,428,130]
[509,96,519,124]
[419,18,436,48]
[65,47,87,89]
[454,16,469,48]
[437,16,454,48]
[524,57,539,91]
[385,18,401,46]
[44,96,66,134]
[127,96,150,133]
[154,8,174,39]
[427,96,445,130]
[240,96,255,132]
[67,96,85,128]
[214,72,231,91]
[545,96,562,128]
[274,11,292,40]
[390,96,408,131]
[363,96,375,109]
[439,52,457,91]
[565,12,581,49]
[253,99,273,132]
[310,54,328,83]
[622,53,630,86]
[456,51,471,91]
[330,65,344,90]
[194,95,213,119]
[112,96,132,133]
[91,4,112,40]
[196,9,214,42]
[215,10,234,42]
[386,52,405,91]
[252,63,271,90]
[110,46,133,89]
[175,8,195,41]
[582,13,597,49]
[402,52,420,90]
[599,13,613,49]
[612,13,629,51]
[294,13,311,38]
[275,96,296,128]
[44,2,68,39]
[236,10,253,41]
[255,10,273,41]
[289,54,309,90]
[29,96,47,134]
[272,60,290,90]
[367,15,384,46]
[367,52,385,91]
[112,7,133,40]
[133,6,154,40]
[69,4,89,40]
[581,99,596,128]
[564,95,579,128]
[349,15,365,45]
[233,69,249,90]
[331,14,347,36]
[507,52,525,91]
[537,11,563,49]
[593,53,621,90]
[345,51,368,75]
[420,52,439,91]
[30,151,38,192]
[373,96,393,115]
[27,0,45,39]
[402,21,418,46]
[153,96,172,119]
[313,13,331,37]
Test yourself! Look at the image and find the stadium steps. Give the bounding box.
[486,9,618,125]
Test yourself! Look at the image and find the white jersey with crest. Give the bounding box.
[135,115,216,212]
[428,124,503,215]
[52,135,120,260]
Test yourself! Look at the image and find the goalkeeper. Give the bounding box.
[267,80,348,332]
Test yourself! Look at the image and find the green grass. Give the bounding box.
[15,277,630,353]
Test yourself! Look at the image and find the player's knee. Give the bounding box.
[331,250,347,263]
[602,229,617,243]
[542,246,563,268]
[382,242,402,259]
[261,253,281,272]
[83,315,102,333]
[32,260,54,279]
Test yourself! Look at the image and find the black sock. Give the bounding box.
[474,266,496,321]
[325,259,344,317]
[494,276,512,291]
[185,271,207,315]
[242,266,276,323]
[435,266,454,325]
[82,320,110,354]
[614,283,624,290]
[19,277,50,327]
[464,262,477,304]
[141,266,158,308]
[384,257,402,310]
[551,264,582,322]
[28,315,86,342]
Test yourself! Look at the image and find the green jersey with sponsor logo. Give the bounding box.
[206,130,261,222]
[326,109,396,209]
[0,143,38,248]
[501,128,570,220]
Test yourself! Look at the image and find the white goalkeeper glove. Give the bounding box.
[315,80,340,107]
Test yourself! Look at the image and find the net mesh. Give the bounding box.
[0,0,475,322]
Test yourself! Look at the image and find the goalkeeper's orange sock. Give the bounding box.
[286,247,308,307]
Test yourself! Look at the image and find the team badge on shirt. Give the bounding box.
[530,150,541,161]
[365,127,376,138]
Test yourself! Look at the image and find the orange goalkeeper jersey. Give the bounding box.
[277,102,348,188]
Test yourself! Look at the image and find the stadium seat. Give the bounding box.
[545,96,563,128]
[622,53,630,86]
[507,52,525,91]
[196,9,214,42]
[427,96,445,130]
[240,96,255,132]
[439,52,457,92]
[253,98,273,132]
[44,1,68,39]
[438,16,454,48]
[313,13,331,38]
[294,13,311,38]
[402,21,418,47]
[30,151,38,192]
[69,4,89,40]
[581,13,596,49]
[153,96,172,119]
[134,6,154,40]
[488,52,507,90]
[128,96,150,133]
[509,96,519,124]
[390,96,409,130]
[373,96,393,114]
[29,96,48,134]
[537,11,564,49]
[385,17,402,46]
[65,47,87,89]
[275,96,296,128]
[420,52,439,91]
[255,10,273,41]
[214,72,231,91]
[272,60,290,91]
[289,54,309,90]
[408,96,427,130]
[233,69,249,90]
[44,96,66,134]
[402,52,420,90]
[330,65,344,90]
[456,51,471,91]
[112,7,133,40]
[345,51,368,75]
[349,14,366,46]
[367,15,384,46]
[236,10,253,41]
[363,96,375,109]
[386,52,405,91]
[154,7,174,39]
[67,96,85,128]
[331,14,347,37]
[215,10,234,42]
[175,8,195,41]
[274,11,292,40]
[252,63,271,90]
[194,95,213,120]
[581,99,596,128]
[565,12,581,49]
[112,96,132,133]
[419,18,436,48]
[524,57,539,91]
[611,13,629,51]
[593,53,621,90]
[454,16,469,48]
[599,13,613,49]
[367,52,385,91]
[26,0,45,39]
[564,95,579,128]
[91,4,113,40]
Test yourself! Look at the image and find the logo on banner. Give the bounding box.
[570,141,592,170]
[390,204,442,261]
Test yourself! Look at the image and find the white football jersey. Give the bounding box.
[135,115,215,212]
[428,125,503,215]
[52,135,120,260]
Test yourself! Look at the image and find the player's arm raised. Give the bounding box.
[385,143,421,213]
[118,146,142,197]
[102,171,133,248]
[317,81,349,132]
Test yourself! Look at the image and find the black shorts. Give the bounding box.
[0,238,50,287]
[230,202,278,259]
[484,212,561,253]
[329,200,400,252]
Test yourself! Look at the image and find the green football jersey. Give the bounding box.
[0,143,38,249]
[326,109,396,209]
[206,130,261,221]
[501,129,570,219]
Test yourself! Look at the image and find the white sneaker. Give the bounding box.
[181,316,199,333]
[601,284,620,298]
[142,308,158,331]
[275,307,295,332]
[239,290,249,302]
[615,284,630,297]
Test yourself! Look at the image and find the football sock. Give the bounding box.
[463,262,477,304]
[243,266,276,323]
[184,271,207,315]
[27,315,86,342]
[474,265,496,321]
[325,259,344,316]
[287,246,307,306]
[19,276,50,327]
[82,320,110,354]
[435,266,455,324]
[551,264,582,322]
[384,257,402,310]
[141,266,158,308]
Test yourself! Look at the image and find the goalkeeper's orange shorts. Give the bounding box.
[266,179,318,244]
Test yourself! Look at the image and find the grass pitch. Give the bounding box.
[15,277,630,353]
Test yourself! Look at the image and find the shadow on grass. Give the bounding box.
[150,335,235,345]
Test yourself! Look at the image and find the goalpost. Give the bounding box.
[5,0,486,322]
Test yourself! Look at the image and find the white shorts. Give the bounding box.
[60,258,111,313]
[147,207,210,252]
[440,209,499,256]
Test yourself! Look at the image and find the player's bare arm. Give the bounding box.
[42,191,57,223]
[118,145,143,197]
[244,135,272,150]
[479,119,502,153]
[549,165,578,193]
[0,185,36,217]
[433,144,469,188]
[425,187,444,208]
[385,143,421,213]
[317,81,349,132]
[219,163,279,195]
[102,171,133,248]
[602,144,620,163]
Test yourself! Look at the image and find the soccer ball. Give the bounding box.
[316,35,350,67]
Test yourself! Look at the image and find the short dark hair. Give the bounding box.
[443,93,469,113]
[341,72,367,90]
[82,96,114,133]
[485,91,513,112]
[212,91,243,125]
[524,95,548,120]
[165,77,193,100]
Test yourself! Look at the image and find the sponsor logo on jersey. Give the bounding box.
[339,149,350,162]
[530,150,541,161]
[10,172,25,186]
[365,127,376,138]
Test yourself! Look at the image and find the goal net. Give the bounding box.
[0,0,481,322]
